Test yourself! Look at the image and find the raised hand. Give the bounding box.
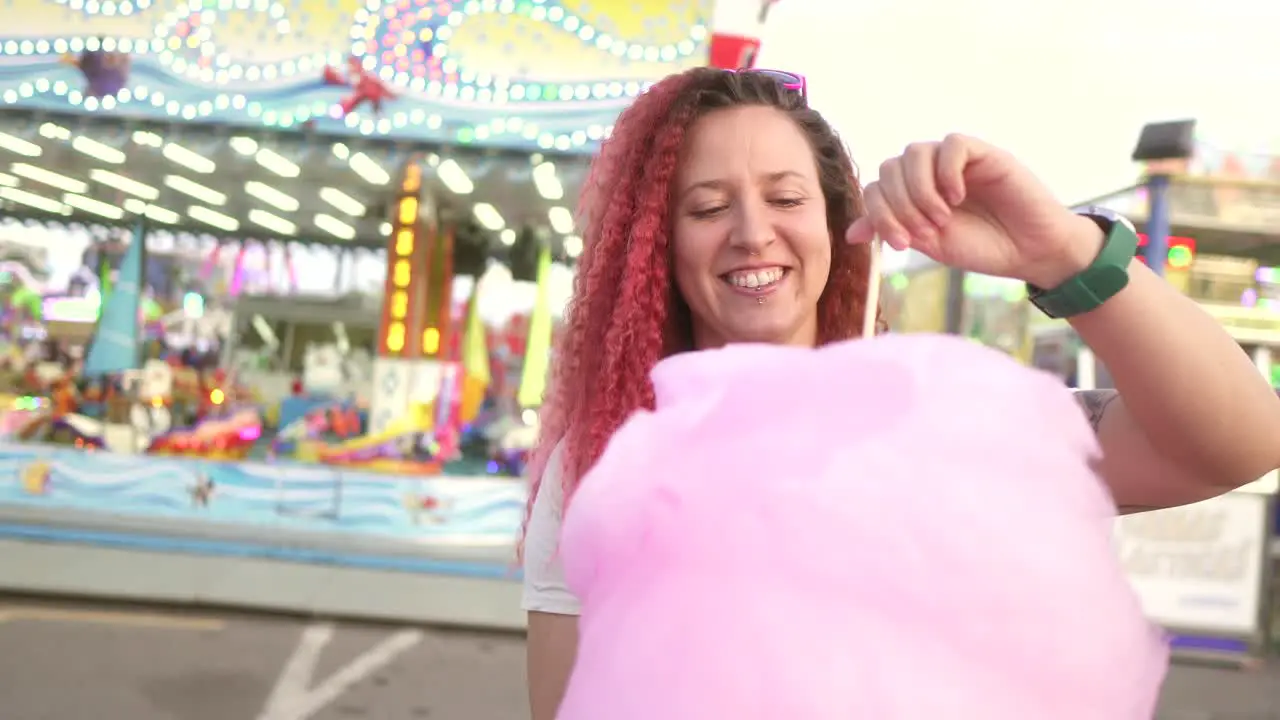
[846,134,1103,289]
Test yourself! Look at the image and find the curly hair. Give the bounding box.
[524,67,883,519]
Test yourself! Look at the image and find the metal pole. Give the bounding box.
[1143,174,1172,277]
[1076,345,1097,391]
[280,321,295,373]
[333,247,345,293]
[1257,493,1276,662]
[1252,345,1272,380]
[944,267,966,335]
[127,215,148,455]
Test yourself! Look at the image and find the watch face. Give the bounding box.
[1075,205,1136,233]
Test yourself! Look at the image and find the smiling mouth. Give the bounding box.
[720,267,789,295]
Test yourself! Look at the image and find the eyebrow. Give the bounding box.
[680,170,807,197]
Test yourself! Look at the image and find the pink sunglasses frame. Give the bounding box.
[734,68,807,98]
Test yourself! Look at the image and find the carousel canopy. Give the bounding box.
[0,107,590,251]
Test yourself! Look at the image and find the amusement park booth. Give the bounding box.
[1028,125,1280,666]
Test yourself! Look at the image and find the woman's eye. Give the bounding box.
[690,206,727,219]
[771,198,804,208]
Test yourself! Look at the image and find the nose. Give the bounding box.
[729,197,775,255]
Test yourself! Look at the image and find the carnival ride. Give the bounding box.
[482,415,536,477]
[7,380,265,457]
[15,411,107,451]
[0,290,524,473]
[0,39,586,479]
[268,400,362,458]
[0,86,571,480]
[294,402,444,474]
[146,408,263,460]
[0,224,263,457]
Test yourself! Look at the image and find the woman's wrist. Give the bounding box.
[1022,214,1106,290]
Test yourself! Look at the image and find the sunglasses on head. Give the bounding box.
[732,68,807,98]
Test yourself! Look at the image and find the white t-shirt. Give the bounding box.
[521,441,582,615]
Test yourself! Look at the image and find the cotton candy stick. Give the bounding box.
[861,237,882,338]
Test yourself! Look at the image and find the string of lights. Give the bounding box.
[0,0,699,148]
[1,76,615,150]
[54,0,155,16]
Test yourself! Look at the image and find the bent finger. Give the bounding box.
[936,134,970,206]
[877,160,936,242]
[902,142,951,227]
[859,182,911,251]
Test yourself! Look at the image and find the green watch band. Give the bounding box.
[1027,208,1138,319]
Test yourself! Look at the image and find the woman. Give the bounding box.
[522,67,1280,719]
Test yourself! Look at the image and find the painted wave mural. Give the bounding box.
[0,442,528,546]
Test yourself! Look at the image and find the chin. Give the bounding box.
[719,317,807,347]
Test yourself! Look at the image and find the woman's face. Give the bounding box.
[672,105,831,350]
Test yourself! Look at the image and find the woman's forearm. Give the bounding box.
[527,611,579,720]
[1068,231,1280,488]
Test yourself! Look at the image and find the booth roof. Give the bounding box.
[1082,178,1280,266]
[0,108,589,250]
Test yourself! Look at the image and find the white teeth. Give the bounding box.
[727,268,783,289]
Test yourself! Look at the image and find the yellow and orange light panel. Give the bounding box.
[378,161,427,358]
[417,224,454,359]
[377,159,459,361]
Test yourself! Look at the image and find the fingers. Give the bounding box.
[878,156,937,244]
[846,135,974,249]
[846,185,908,251]
[845,215,876,246]
[902,142,952,228]
[935,134,970,205]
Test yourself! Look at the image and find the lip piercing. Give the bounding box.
[757,297,765,305]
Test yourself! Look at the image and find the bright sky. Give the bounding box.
[759,0,1280,205]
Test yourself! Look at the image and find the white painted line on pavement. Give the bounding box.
[257,622,424,720]
[258,623,334,719]
[280,629,424,719]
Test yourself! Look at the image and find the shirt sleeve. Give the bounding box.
[520,441,582,616]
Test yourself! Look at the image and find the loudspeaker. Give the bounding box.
[1132,120,1196,163]
[508,226,542,282]
[452,220,490,278]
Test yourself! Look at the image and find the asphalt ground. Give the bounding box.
[0,597,1275,720]
[0,597,528,720]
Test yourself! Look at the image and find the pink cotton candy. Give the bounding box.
[557,334,1168,720]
